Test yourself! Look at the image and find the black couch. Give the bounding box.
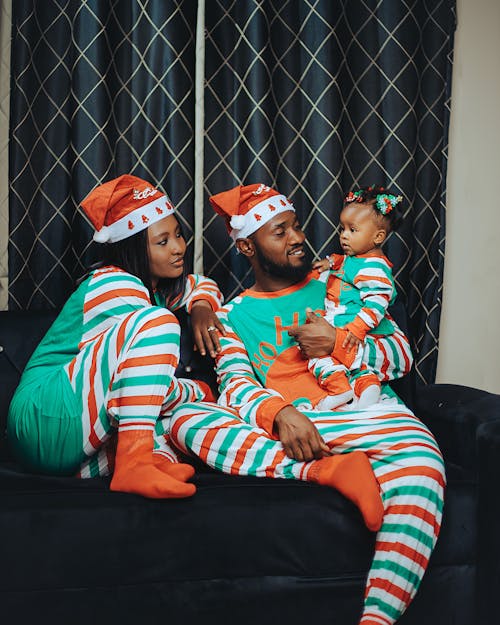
[1,309,499,625]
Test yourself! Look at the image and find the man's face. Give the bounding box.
[249,210,310,282]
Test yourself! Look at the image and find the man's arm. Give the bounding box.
[215,308,330,460]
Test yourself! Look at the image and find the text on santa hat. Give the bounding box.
[133,187,159,200]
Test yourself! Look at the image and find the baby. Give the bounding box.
[310,185,411,410]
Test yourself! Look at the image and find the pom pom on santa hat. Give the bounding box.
[209,183,294,242]
[81,174,176,244]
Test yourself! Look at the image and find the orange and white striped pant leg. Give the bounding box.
[73,307,182,478]
[170,399,445,625]
[310,403,445,624]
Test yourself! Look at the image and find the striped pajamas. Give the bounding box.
[309,253,411,393]
[170,399,444,624]
[7,266,220,477]
[168,275,445,624]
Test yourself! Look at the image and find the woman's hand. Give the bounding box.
[190,300,226,358]
[274,405,331,461]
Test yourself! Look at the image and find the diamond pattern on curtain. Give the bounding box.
[9,0,197,309]
[202,0,456,383]
[8,0,456,384]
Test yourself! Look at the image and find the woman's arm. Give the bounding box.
[169,274,226,357]
[81,268,154,342]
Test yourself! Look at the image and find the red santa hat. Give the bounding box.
[81,174,175,243]
[209,183,295,242]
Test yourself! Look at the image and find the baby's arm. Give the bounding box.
[312,253,344,272]
[345,259,395,341]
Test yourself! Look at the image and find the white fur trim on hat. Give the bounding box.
[93,195,175,243]
[229,194,294,242]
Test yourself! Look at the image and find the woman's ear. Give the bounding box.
[236,237,255,257]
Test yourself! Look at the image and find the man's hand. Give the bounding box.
[287,308,336,359]
[190,300,226,358]
[274,405,331,461]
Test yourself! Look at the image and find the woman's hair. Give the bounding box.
[83,224,186,305]
[344,185,403,232]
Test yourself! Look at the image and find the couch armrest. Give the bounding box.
[413,383,500,473]
[476,419,500,624]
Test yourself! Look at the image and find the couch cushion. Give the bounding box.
[0,460,474,583]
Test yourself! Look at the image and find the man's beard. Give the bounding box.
[254,244,311,283]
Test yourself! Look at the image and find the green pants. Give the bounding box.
[7,368,84,475]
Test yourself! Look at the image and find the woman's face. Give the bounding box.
[147,214,186,287]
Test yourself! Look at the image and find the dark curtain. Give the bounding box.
[202,0,456,384]
[9,0,197,309]
[8,0,456,383]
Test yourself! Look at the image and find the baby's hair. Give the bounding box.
[344,185,403,232]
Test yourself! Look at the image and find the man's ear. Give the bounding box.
[236,237,255,257]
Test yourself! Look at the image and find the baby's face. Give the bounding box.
[338,203,386,256]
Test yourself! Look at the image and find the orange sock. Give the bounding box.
[110,429,196,499]
[309,451,383,531]
[354,374,381,408]
[153,455,196,481]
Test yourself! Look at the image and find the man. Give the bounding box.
[170,183,445,625]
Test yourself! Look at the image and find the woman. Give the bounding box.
[7,174,224,499]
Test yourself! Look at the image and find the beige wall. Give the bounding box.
[437,0,500,393]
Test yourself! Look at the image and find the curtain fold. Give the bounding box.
[201,0,456,383]
[8,0,456,383]
[9,0,197,308]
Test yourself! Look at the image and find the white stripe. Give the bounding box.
[373,551,426,580]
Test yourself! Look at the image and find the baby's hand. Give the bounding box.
[342,331,362,352]
[312,257,330,272]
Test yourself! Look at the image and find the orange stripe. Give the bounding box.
[326,274,342,305]
[363,307,379,324]
[220,345,247,357]
[116,315,128,357]
[361,613,391,625]
[118,353,178,371]
[377,464,445,488]
[368,577,412,606]
[265,447,287,477]
[84,288,149,313]
[169,411,197,441]
[375,540,430,570]
[231,431,261,473]
[68,358,76,382]
[331,423,436,447]
[88,335,104,450]
[385,504,439,529]
[141,312,177,332]
[354,274,393,287]
[107,394,164,408]
[199,427,219,464]
[392,331,411,374]
[378,338,390,380]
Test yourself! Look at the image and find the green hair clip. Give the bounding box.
[345,188,403,215]
[375,194,403,215]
